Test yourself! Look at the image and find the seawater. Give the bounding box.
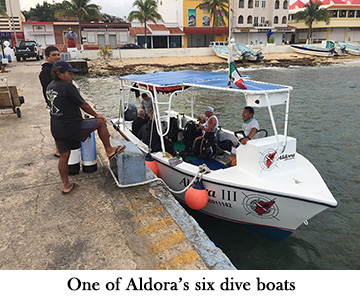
[77,62,360,270]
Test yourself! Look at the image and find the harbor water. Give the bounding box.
[77,62,360,270]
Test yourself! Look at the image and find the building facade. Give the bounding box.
[1,0,25,46]
[157,0,229,47]
[233,0,294,45]
[289,0,360,43]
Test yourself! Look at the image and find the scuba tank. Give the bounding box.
[80,114,97,173]
[81,131,97,173]
[68,149,80,175]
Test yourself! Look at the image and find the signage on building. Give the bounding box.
[0,32,11,38]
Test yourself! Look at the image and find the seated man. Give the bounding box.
[132,109,147,138]
[193,106,219,159]
[195,106,219,140]
[241,106,259,145]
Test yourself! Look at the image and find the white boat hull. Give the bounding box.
[115,123,337,240]
[290,44,335,57]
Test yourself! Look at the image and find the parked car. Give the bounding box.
[117,43,141,49]
[14,41,43,61]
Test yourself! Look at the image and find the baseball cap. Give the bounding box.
[204,106,214,113]
[52,61,79,73]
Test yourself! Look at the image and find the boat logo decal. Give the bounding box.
[259,148,278,171]
[242,193,279,220]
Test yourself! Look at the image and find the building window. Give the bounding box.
[248,0,253,8]
[283,0,288,9]
[331,10,338,18]
[239,0,244,8]
[339,10,346,18]
[261,1,266,8]
[238,15,244,24]
[255,0,259,7]
[247,15,253,24]
[357,10,360,18]
[170,36,181,48]
[282,16,287,24]
[348,10,355,18]
[274,16,278,24]
[275,0,279,9]
[0,0,6,11]
[261,16,265,24]
[254,16,258,26]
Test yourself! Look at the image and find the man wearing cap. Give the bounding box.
[195,106,219,139]
[47,61,125,195]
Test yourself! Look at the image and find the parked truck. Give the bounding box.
[14,41,43,62]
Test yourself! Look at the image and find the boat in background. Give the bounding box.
[234,43,264,62]
[290,40,337,57]
[213,45,242,61]
[338,42,360,56]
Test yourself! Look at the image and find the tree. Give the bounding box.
[294,0,329,43]
[22,2,62,22]
[196,0,228,42]
[128,0,163,49]
[55,0,103,44]
[102,13,126,23]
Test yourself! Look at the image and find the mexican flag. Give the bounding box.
[229,61,247,90]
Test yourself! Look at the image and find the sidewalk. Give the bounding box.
[0,60,235,270]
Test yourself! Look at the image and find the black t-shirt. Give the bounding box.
[39,62,52,103]
[46,80,85,139]
[132,117,147,138]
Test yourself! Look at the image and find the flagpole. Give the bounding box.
[227,0,233,88]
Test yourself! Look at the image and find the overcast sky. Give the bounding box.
[20,0,298,19]
[19,0,134,19]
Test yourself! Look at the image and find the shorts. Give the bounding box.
[55,118,98,154]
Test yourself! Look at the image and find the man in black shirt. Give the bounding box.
[47,61,125,195]
[39,46,61,157]
[132,109,147,138]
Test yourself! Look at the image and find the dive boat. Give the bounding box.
[110,70,338,240]
[212,45,242,61]
[290,42,336,57]
[234,43,264,62]
[338,42,360,56]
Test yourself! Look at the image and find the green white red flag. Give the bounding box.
[229,61,247,90]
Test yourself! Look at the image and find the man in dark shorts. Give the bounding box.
[47,61,125,195]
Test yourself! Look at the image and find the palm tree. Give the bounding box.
[128,0,163,49]
[196,0,229,42]
[294,0,329,43]
[55,0,103,45]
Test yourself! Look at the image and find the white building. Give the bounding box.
[1,0,25,46]
[233,0,294,45]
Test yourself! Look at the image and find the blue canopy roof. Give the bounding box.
[119,70,291,93]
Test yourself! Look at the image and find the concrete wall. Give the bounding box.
[81,44,292,60]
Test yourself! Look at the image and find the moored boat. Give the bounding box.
[234,43,264,62]
[338,42,360,56]
[212,45,242,61]
[290,42,336,57]
[110,69,337,240]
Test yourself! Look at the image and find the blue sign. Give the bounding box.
[0,32,11,38]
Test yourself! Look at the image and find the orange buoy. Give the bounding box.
[145,153,159,175]
[185,180,208,210]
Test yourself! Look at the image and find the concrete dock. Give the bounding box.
[0,60,235,270]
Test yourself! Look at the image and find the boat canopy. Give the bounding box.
[119,70,292,108]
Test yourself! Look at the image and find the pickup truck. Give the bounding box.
[14,41,43,61]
